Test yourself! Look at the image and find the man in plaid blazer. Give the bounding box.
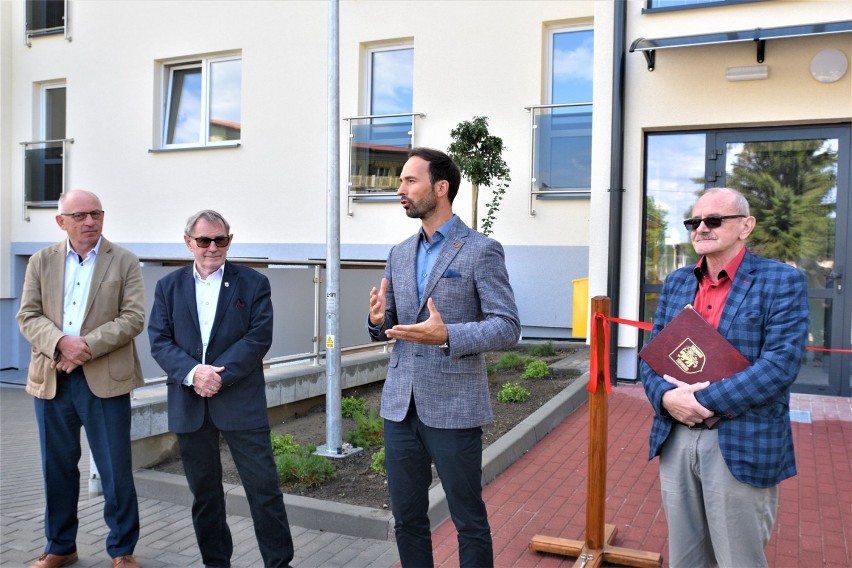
[640,187,809,568]
[368,148,521,567]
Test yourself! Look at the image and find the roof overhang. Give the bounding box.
[629,20,852,71]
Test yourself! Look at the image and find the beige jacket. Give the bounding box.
[17,237,145,399]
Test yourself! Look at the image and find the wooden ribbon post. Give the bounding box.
[529,296,662,568]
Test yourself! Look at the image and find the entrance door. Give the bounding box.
[643,124,851,396]
[712,126,850,396]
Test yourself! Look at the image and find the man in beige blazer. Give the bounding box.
[17,190,145,568]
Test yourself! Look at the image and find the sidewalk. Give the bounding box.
[430,384,852,568]
[0,383,400,567]
[3,371,850,567]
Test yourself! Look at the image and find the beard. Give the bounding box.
[403,188,438,219]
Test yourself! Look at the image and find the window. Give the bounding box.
[528,26,594,207]
[26,0,65,41]
[162,55,241,148]
[24,83,67,207]
[645,0,763,11]
[348,45,414,196]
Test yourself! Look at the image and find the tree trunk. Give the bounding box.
[471,183,479,231]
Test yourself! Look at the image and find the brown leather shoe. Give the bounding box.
[29,552,79,568]
[112,555,139,568]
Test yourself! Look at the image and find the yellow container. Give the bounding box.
[572,277,589,339]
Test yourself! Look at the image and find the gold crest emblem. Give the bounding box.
[668,338,706,374]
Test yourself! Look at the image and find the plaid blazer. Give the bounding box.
[640,250,810,488]
[369,219,521,429]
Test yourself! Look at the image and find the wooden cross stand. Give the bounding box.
[529,296,663,568]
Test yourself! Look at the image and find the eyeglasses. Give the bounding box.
[188,235,231,248]
[60,210,104,222]
[683,214,746,231]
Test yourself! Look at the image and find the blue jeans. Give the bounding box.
[384,399,493,568]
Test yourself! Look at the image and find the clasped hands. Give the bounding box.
[660,374,714,427]
[53,335,92,373]
[193,365,225,398]
[369,277,449,345]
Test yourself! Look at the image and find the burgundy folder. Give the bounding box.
[639,305,750,428]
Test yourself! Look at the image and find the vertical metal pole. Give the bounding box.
[320,0,343,456]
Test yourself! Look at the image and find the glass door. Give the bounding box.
[713,126,850,396]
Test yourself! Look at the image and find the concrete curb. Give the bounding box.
[134,371,591,541]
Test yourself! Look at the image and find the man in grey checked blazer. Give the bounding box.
[368,148,520,567]
[640,188,809,568]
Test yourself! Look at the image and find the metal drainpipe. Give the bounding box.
[607,0,627,382]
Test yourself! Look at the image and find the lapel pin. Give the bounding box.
[224,282,230,287]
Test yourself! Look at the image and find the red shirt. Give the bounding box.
[693,248,746,329]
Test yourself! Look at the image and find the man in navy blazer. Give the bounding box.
[368,148,521,567]
[148,210,293,567]
[640,188,809,568]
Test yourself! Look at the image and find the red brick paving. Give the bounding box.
[424,385,852,568]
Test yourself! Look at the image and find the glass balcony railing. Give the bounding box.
[525,103,593,216]
[344,112,424,215]
[20,138,73,220]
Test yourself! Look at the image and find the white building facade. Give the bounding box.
[2,0,850,395]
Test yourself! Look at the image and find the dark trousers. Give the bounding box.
[33,369,139,558]
[384,400,493,568]
[177,410,294,567]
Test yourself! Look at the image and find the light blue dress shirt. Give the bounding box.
[416,215,458,302]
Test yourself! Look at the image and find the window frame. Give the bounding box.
[160,53,242,151]
[643,0,763,14]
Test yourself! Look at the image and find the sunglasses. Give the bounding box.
[683,214,746,231]
[188,235,231,248]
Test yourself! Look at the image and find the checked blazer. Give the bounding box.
[148,261,273,433]
[369,219,521,429]
[640,250,810,488]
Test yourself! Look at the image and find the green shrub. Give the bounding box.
[276,445,336,486]
[528,342,556,357]
[522,360,549,379]
[497,382,530,403]
[347,408,384,448]
[495,352,530,371]
[341,395,367,418]
[270,433,300,457]
[370,447,386,475]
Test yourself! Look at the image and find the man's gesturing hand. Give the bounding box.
[369,277,388,326]
[384,298,449,346]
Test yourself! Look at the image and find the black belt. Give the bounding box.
[685,421,708,430]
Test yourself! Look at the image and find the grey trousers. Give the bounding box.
[659,424,778,568]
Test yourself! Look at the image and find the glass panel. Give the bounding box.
[370,48,413,117]
[166,66,202,145]
[349,118,412,193]
[208,59,241,142]
[533,106,592,191]
[44,86,66,140]
[26,0,64,33]
[551,30,593,104]
[724,138,839,391]
[25,142,63,203]
[644,133,706,285]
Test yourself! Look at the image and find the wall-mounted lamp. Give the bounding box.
[726,64,769,81]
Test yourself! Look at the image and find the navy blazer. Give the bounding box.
[148,261,273,433]
[369,219,521,429]
[640,250,809,488]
